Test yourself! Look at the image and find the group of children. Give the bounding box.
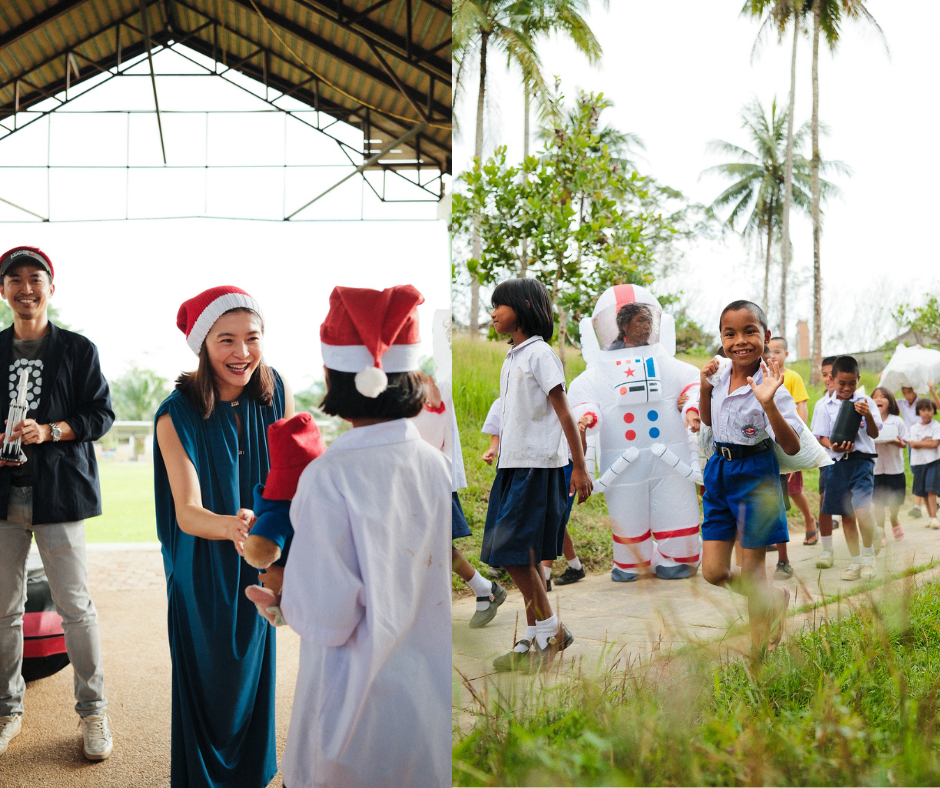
[454,275,940,663]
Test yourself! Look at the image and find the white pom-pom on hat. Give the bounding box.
[354,365,389,398]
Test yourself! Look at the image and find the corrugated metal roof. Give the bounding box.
[0,0,451,172]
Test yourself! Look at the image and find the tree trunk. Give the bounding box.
[810,6,822,385]
[469,30,488,336]
[780,7,799,340]
[520,85,530,277]
[764,212,773,310]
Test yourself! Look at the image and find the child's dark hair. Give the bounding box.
[320,369,426,420]
[770,336,787,349]
[719,300,768,333]
[916,397,938,415]
[822,355,837,368]
[872,387,900,416]
[490,277,554,342]
[832,355,860,378]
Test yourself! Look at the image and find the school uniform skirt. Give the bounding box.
[480,466,567,566]
[873,473,906,508]
[452,492,472,540]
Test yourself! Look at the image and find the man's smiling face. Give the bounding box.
[0,263,53,321]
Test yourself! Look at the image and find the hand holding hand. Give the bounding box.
[685,408,701,433]
[677,392,690,412]
[228,513,252,556]
[747,359,784,408]
[425,375,443,409]
[245,584,285,626]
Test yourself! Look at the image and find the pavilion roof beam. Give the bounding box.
[0,0,92,50]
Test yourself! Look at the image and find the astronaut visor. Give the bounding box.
[594,301,661,350]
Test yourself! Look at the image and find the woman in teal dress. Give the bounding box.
[153,286,294,788]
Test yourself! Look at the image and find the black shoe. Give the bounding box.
[773,561,793,580]
[555,565,586,585]
[766,544,778,552]
[469,582,507,629]
[493,640,533,672]
[527,624,575,673]
[545,576,552,592]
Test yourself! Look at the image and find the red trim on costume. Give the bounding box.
[613,559,652,569]
[613,284,636,309]
[660,553,701,564]
[583,411,598,428]
[424,401,446,414]
[679,383,699,397]
[686,407,699,415]
[612,531,651,545]
[652,525,701,540]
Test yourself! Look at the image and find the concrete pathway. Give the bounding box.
[0,545,300,788]
[453,511,940,712]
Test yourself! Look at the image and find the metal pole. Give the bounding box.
[138,0,167,164]
[0,196,48,222]
[285,121,427,220]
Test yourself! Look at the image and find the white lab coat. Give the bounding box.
[280,419,451,788]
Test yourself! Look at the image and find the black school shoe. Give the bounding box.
[527,624,575,673]
[469,582,507,629]
[555,565,586,585]
[493,639,533,672]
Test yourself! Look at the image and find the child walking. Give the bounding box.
[909,398,940,528]
[812,355,882,581]
[871,387,909,541]
[481,277,592,673]
[699,301,801,657]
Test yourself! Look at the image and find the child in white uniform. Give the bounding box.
[871,387,908,541]
[699,300,802,657]
[247,285,450,788]
[909,398,940,528]
[482,277,592,673]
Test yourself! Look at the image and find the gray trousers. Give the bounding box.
[0,486,107,717]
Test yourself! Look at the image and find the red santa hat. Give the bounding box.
[263,413,326,500]
[320,284,424,398]
[177,285,263,355]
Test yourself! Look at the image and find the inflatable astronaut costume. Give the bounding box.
[569,284,704,581]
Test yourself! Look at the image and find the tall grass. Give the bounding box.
[454,574,940,786]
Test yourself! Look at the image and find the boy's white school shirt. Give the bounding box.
[909,419,940,465]
[898,396,921,428]
[709,363,803,446]
[280,419,451,788]
[497,336,568,469]
[874,413,909,475]
[812,390,883,460]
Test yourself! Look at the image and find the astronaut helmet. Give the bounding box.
[592,284,662,351]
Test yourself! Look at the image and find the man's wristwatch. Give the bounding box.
[49,422,62,442]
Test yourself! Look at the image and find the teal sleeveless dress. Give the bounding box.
[153,374,285,787]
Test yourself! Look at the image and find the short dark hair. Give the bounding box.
[872,387,900,416]
[175,307,275,418]
[615,303,652,335]
[719,300,768,333]
[490,277,554,343]
[822,356,837,368]
[832,355,860,378]
[916,397,938,415]
[769,336,787,350]
[320,369,426,420]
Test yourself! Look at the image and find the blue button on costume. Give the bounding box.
[154,375,285,788]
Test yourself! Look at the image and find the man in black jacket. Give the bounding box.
[0,247,115,762]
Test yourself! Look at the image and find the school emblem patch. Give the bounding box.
[741,425,758,438]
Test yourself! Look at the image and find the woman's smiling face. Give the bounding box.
[206,309,263,399]
[720,308,769,368]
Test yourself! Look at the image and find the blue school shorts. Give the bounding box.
[818,464,828,498]
[913,459,940,497]
[702,445,789,549]
[480,466,567,566]
[822,454,875,515]
[562,460,575,525]
[452,491,472,540]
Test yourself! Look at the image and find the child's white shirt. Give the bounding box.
[874,413,908,475]
[412,403,465,491]
[481,397,500,436]
[910,419,940,466]
[280,419,450,788]
[812,391,883,460]
[709,363,804,446]
[497,336,567,469]
[898,396,921,428]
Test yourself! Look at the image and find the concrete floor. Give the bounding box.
[0,547,300,788]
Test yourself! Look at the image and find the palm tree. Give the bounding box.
[702,97,845,322]
[806,1,887,382]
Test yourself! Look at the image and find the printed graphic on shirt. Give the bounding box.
[609,356,662,404]
[8,358,43,413]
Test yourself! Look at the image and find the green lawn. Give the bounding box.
[85,461,157,543]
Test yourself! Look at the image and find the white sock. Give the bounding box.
[514,626,537,652]
[860,544,875,559]
[848,553,860,565]
[567,556,582,571]
[821,535,833,551]
[468,573,493,610]
[542,565,552,581]
[535,614,559,650]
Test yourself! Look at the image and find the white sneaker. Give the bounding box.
[841,562,861,581]
[80,713,112,761]
[929,518,940,530]
[0,714,22,756]
[815,550,834,569]
[860,560,877,581]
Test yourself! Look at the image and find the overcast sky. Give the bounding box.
[453,0,939,357]
[0,46,450,391]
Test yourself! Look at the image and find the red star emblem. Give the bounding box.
[624,367,636,378]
